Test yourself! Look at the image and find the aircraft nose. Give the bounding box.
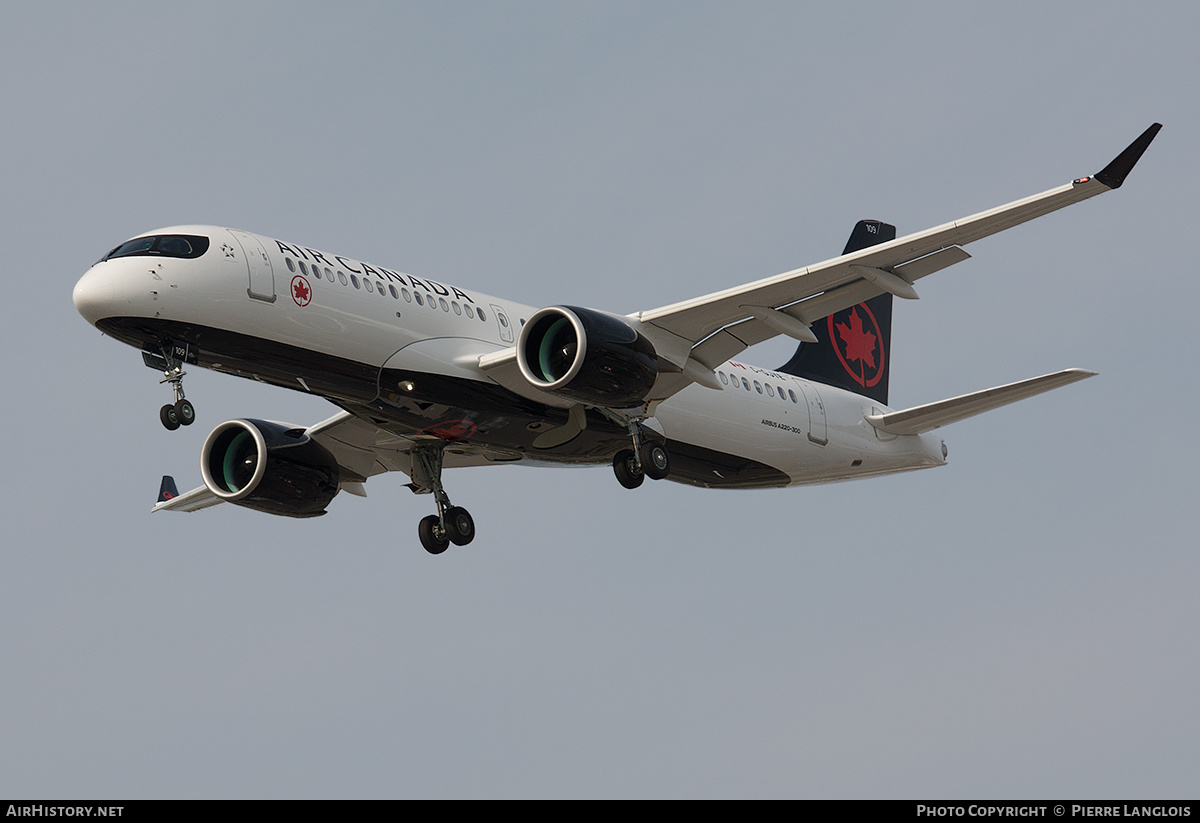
[73,265,116,326]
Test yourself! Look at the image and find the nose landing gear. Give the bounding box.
[144,342,197,431]
[410,444,476,555]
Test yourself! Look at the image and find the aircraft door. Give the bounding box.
[491,304,514,343]
[797,383,828,445]
[230,230,275,303]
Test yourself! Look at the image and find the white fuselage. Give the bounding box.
[74,225,946,489]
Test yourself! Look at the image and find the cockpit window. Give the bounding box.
[102,234,209,261]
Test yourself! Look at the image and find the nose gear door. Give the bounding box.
[229,230,276,303]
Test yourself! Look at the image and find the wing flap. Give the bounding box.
[865,368,1096,435]
[687,246,975,373]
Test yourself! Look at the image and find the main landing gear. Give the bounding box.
[410,444,476,555]
[611,418,670,490]
[144,343,196,431]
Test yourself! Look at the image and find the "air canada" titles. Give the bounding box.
[274,240,475,303]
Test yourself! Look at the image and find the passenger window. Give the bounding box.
[364,279,373,293]
[286,258,295,273]
[338,272,347,285]
[439,297,449,312]
[402,288,412,302]
[464,304,474,318]
[351,275,360,289]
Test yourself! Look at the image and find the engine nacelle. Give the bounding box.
[516,306,659,407]
[200,419,340,518]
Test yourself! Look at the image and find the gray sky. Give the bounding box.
[2,1,1196,799]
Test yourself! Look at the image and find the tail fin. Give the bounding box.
[778,220,895,404]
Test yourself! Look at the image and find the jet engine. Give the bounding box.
[516,306,659,407]
[200,419,340,518]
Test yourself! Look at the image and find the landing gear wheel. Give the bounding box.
[159,404,181,431]
[613,449,645,489]
[444,506,476,546]
[174,399,196,426]
[640,441,670,480]
[418,515,449,554]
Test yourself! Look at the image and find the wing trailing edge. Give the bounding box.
[864,368,1096,436]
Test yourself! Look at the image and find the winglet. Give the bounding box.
[1093,123,1162,189]
[157,475,180,503]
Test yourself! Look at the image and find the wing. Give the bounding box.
[152,410,519,513]
[152,474,223,512]
[633,124,1161,395]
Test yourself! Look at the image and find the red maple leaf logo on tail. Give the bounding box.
[835,308,876,368]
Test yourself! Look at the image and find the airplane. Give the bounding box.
[73,123,1161,554]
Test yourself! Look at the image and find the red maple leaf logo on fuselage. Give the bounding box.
[290,275,311,307]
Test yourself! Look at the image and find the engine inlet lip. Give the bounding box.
[517,307,588,391]
[201,420,269,502]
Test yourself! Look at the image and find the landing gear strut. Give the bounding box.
[411,444,475,555]
[610,416,670,489]
[144,342,196,431]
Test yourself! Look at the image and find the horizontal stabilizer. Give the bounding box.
[865,368,1096,435]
